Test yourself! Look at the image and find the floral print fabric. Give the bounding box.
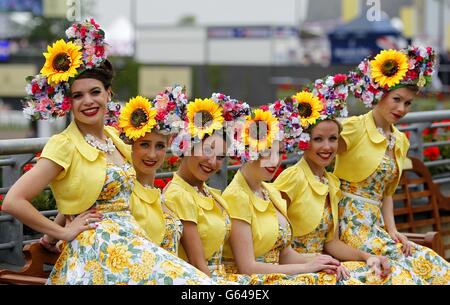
[339,154,450,284]
[47,163,215,285]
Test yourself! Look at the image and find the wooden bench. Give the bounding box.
[0,242,59,285]
[393,156,445,257]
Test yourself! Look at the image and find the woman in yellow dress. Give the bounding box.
[223,107,352,285]
[2,20,213,285]
[273,84,394,284]
[126,86,187,256]
[335,47,450,284]
[164,94,252,284]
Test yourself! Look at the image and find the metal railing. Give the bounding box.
[1,110,450,266]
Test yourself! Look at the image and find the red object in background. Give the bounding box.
[422,128,438,137]
[424,146,441,161]
[23,164,33,172]
[154,179,167,190]
[0,194,3,210]
[167,156,180,166]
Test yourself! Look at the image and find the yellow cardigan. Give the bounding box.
[273,158,341,241]
[222,170,291,258]
[334,111,409,196]
[129,181,165,245]
[40,120,132,215]
[164,173,230,261]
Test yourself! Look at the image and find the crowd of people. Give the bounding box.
[2,19,450,285]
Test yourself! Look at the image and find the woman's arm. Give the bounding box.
[180,221,212,277]
[324,228,391,277]
[229,219,339,275]
[2,158,101,241]
[381,195,411,256]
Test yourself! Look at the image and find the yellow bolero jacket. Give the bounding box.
[129,181,165,245]
[40,120,132,215]
[334,111,410,196]
[164,173,230,261]
[273,158,341,241]
[222,170,291,258]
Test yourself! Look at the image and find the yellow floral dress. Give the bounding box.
[223,171,339,285]
[339,154,450,285]
[223,212,337,285]
[159,207,183,256]
[47,163,215,285]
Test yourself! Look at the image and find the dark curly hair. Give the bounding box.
[73,59,115,91]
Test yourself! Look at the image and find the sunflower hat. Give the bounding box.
[232,105,282,162]
[348,46,436,108]
[272,74,350,152]
[23,19,108,121]
[118,96,157,142]
[171,92,251,157]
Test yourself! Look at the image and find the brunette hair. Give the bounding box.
[74,59,115,91]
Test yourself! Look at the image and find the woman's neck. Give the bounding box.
[136,171,155,188]
[303,156,325,178]
[372,109,391,134]
[75,120,105,139]
[240,163,263,193]
[177,162,204,191]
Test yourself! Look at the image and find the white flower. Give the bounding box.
[53,92,64,105]
[23,106,35,120]
[300,133,310,142]
[25,84,33,95]
[325,77,335,87]
[418,46,428,58]
[340,107,349,118]
[65,27,76,38]
[172,86,182,98]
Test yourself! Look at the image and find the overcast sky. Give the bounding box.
[93,0,302,29]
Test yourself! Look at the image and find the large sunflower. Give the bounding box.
[292,91,323,128]
[119,96,157,141]
[243,109,279,152]
[40,40,83,85]
[187,98,224,139]
[370,50,409,88]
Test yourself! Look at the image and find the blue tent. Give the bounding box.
[328,15,403,65]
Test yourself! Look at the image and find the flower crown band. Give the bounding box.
[23,18,108,121]
[348,46,436,108]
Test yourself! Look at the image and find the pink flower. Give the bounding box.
[333,74,347,84]
[32,83,41,94]
[61,98,72,111]
[298,141,309,151]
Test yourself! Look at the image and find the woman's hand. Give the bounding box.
[389,230,411,256]
[366,255,391,277]
[305,254,340,273]
[61,209,103,241]
[39,235,62,254]
[335,264,350,281]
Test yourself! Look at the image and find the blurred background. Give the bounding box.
[0,0,449,139]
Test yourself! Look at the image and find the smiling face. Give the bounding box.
[182,134,226,184]
[70,78,111,128]
[375,87,416,125]
[303,120,340,175]
[131,131,168,180]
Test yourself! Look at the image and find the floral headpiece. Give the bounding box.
[119,96,157,141]
[267,98,302,154]
[348,46,436,108]
[287,74,350,151]
[153,85,189,135]
[186,97,224,141]
[171,93,251,157]
[235,107,281,162]
[211,92,251,123]
[23,19,108,120]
